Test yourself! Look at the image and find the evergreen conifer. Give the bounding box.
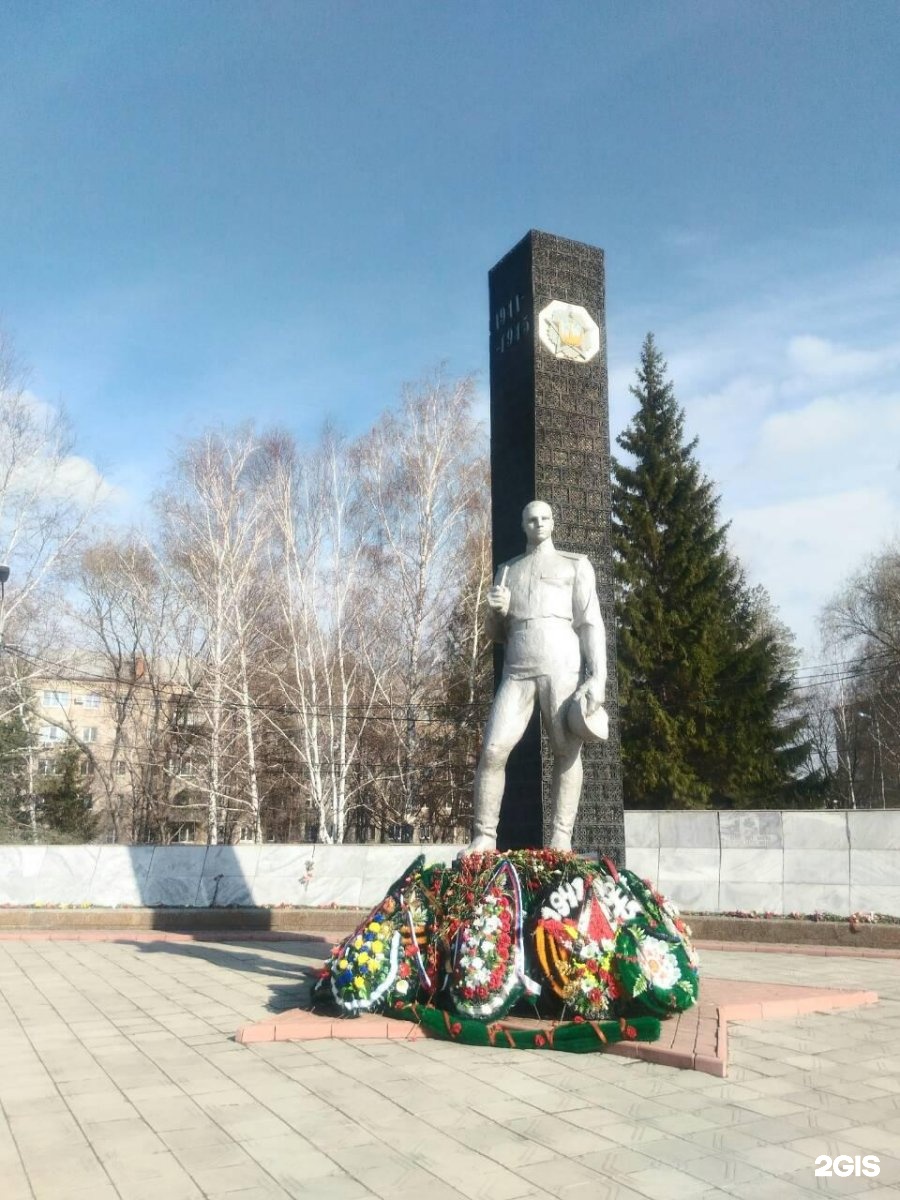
[41,745,97,841]
[612,334,817,808]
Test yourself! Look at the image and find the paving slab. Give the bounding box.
[1,934,900,1198]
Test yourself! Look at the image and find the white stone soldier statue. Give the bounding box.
[468,500,608,853]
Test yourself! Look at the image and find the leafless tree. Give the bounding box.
[356,370,485,835]
[820,547,900,807]
[156,429,271,843]
[0,329,106,838]
[0,330,103,674]
[258,429,385,843]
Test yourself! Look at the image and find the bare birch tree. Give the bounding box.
[356,370,485,836]
[0,330,104,716]
[157,429,271,843]
[63,537,198,841]
[822,546,900,807]
[259,429,384,844]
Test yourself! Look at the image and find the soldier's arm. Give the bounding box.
[484,566,509,644]
[574,558,606,702]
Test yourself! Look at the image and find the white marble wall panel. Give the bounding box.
[0,846,48,904]
[783,850,848,885]
[624,811,659,848]
[720,848,782,883]
[358,845,458,909]
[850,851,898,887]
[783,884,851,916]
[624,847,659,887]
[661,880,719,912]
[89,846,156,906]
[783,811,848,850]
[658,846,720,883]
[718,882,783,913]
[848,811,900,849]
[1,813,898,913]
[32,846,102,905]
[249,845,315,906]
[195,845,261,907]
[142,846,208,907]
[719,810,783,848]
[850,885,900,915]
[659,811,719,848]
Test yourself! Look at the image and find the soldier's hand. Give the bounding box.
[574,677,605,716]
[487,585,511,616]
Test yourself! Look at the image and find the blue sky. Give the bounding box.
[2,1,899,661]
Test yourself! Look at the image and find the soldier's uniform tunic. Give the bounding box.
[481,540,603,759]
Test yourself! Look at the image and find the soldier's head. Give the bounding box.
[522,500,554,547]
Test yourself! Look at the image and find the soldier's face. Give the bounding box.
[523,503,554,545]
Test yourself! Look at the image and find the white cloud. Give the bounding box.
[786,334,900,383]
[730,488,898,662]
[610,246,900,659]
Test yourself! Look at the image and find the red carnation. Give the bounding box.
[398,961,411,979]
[534,1034,547,1048]
[573,1015,585,1024]
[394,1000,404,1010]
[476,985,488,1000]
[318,968,330,979]
[450,1022,462,1036]
[625,1025,637,1039]
[589,987,604,1005]
[465,891,475,904]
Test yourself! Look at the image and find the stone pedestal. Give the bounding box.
[488,230,624,862]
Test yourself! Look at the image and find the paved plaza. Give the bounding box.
[2,936,900,1200]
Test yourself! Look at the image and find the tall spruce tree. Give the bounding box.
[612,334,816,808]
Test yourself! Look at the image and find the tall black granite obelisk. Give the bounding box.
[489,230,624,863]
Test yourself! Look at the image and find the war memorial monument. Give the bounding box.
[312,233,699,1049]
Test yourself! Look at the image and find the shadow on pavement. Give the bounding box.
[121,934,334,1013]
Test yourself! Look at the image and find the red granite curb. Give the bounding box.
[234,977,879,1077]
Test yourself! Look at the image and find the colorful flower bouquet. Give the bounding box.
[311,849,699,1052]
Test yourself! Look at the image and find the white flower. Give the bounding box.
[579,940,600,960]
[636,936,681,991]
[395,979,409,995]
[470,956,484,971]
[480,940,494,955]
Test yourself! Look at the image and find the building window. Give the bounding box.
[81,693,101,709]
[172,823,197,844]
[116,761,127,775]
[37,758,55,775]
[79,758,95,776]
[39,725,65,744]
[42,690,70,708]
[81,727,98,744]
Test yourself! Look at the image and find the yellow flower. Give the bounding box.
[371,940,384,954]
[353,936,363,949]
[357,952,369,965]
[354,976,366,989]
[338,958,349,969]
[367,922,380,933]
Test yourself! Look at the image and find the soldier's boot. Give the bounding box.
[466,757,504,853]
